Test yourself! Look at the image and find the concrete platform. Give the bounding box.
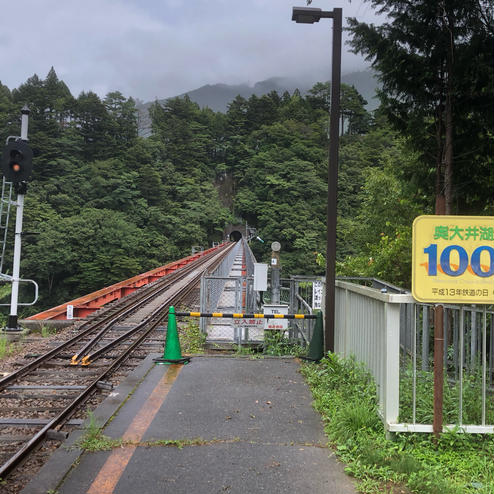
[23,356,356,494]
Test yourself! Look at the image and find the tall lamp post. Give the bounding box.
[292,6,342,353]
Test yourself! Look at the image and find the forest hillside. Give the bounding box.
[0,43,492,317]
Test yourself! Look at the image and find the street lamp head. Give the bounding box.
[292,6,322,23]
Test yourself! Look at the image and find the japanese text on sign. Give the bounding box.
[233,318,264,328]
[412,215,494,304]
[433,225,493,241]
[312,281,323,310]
[263,304,289,330]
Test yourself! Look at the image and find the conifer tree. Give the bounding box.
[348,0,494,214]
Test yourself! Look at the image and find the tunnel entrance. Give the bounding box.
[224,223,248,242]
[229,230,242,242]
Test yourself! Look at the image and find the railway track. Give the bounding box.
[0,242,234,486]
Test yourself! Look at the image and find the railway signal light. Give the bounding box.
[1,140,33,184]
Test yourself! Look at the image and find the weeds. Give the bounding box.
[233,344,256,356]
[76,412,123,451]
[77,415,232,453]
[142,437,241,448]
[301,354,494,494]
[0,335,21,360]
[144,438,206,449]
[179,318,206,354]
[231,330,305,357]
[400,365,494,425]
[263,331,305,356]
[41,325,57,338]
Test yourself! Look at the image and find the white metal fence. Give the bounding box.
[334,279,494,434]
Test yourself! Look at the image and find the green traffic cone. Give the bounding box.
[304,311,324,361]
[155,306,190,365]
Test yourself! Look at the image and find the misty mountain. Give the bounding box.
[180,71,379,112]
[175,77,310,112]
[137,70,379,136]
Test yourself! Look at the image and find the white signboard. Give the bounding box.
[263,304,288,331]
[253,263,268,291]
[66,304,74,320]
[312,281,323,310]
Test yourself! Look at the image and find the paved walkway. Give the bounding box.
[23,356,356,494]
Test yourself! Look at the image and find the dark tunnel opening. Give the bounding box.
[229,230,242,242]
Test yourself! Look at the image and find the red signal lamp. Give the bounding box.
[1,141,33,183]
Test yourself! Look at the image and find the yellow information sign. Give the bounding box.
[412,215,494,304]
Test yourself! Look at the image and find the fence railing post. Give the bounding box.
[384,302,400,429]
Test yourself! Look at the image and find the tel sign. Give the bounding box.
[412,215,494,304]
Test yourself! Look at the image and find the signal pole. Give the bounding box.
[6,106,30,331]
[270,241,281,304]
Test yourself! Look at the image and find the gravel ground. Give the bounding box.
[0,326,77,374]
[0,324,143,493]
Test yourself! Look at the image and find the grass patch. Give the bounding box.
[76,415,238,452]
[41,325,57,338]
[230,330,307,358]
[143,438,207,449]
[143,437,240,448]
[0,335,22,360]
[301,353,494,494]
[76,413,123,451]
[179,318,206,354]
[263,331,305,356]
[233,344,257,356]
[400,365,494,425]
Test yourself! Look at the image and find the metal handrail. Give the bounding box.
[0,278,38,306]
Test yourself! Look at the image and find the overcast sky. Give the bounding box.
[0,0,382,102]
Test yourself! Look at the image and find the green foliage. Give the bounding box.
[179,319,206,354]
[232,118,328,274]
[76,412,125,451]
[77,414,211,452]
[0,69,236,313]
[23,208,150,300]
[263,331,305,357]
[0,284,11,308]
[232,344,256,356]
[302,354,379,439]
[335,138,430,287]
[40,325,57,337]
[0,60,491,316]
[301,354,494,493]
[0,336,21,360]
[348,0,494,214]
[399,366,494,425]
[337,227,413,289]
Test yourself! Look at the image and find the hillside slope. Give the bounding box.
[137,70,379,135]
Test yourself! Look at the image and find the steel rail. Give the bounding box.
[0,279,176,388]
[0,242,235,479]
[0,244,231,390]
[0,307,167,479]
[81,243,232,364]
[0,321,117,391]
[71,245,229,363]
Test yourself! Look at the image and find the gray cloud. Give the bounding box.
[1,0,382,101]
